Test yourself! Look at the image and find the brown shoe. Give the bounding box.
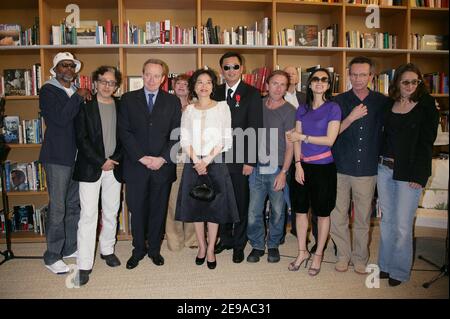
[335,259,349,272]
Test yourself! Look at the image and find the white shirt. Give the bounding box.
[225,79,241,99]
[284,90,299,109]
[180,100,232,157]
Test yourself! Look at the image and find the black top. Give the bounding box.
[332,89,389,176]
[380,93,439,187]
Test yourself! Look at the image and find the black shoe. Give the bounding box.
[207,259,217,269]
[126,255,141,269]
[77,269,91,286]
[195,256,206,265]
[246,249,265,263]
[232,249,244,263]
[214,242,232,254]
[380,271,390,279]
[149,254,165,266]
[388,277,402,287]
[100,253,121,267]
[267,248,280,263]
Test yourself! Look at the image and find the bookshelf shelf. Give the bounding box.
[0,232,46,244]
[1,0,448,243]
[7,191,48,196]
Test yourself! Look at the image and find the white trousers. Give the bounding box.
[77,170,121,270]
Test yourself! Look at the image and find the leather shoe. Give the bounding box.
[149,254,165,266]
[207,259,217,269]
[380,271,390,279]
[388,277,402,287]
[214,242,232,254]
[232,249,244,263]
[126,255,141,269]
[100,253,121,267]
[195,256,205,265]
[77,269,91,286]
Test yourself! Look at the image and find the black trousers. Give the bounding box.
[126,179,171,258]
[218,170,249,251]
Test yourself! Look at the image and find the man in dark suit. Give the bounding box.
[213,52,263,263]
[118,58,181,269]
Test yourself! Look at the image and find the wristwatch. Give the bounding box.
[303,135,309,144]
[281,169,288,175]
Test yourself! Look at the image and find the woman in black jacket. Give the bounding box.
[73,66,123,286]
[377,63,439,287]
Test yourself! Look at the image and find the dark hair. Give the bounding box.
[304,68,333,111]
[142,58,169,76]
[266,70,290,88]
[174,73,190,85]
[188,68,218,100]
[388,63,428,102]
[219,52,243,67]
[92,66,122,88]
[349,56,374,74]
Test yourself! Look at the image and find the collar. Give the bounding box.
[144,87,159,97]
[225,79,241,97]
[45,77,78,94]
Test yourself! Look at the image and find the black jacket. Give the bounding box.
[118,88,181,184]
[73,95,122,182]
[382,93,439,187]
[213,81,263,173]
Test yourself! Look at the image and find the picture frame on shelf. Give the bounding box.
[127,76,144,92]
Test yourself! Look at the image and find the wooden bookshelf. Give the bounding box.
[1,0,448,243]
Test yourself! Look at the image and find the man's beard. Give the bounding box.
[56,73,75,83]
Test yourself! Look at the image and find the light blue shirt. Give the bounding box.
[144,87,158,106]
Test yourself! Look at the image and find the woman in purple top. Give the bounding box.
[286,68,341,276]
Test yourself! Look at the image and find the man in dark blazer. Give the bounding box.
[213,52,263,263]
[118,58,181,269]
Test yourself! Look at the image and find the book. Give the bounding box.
[0,24,21,46]
[9,162,29,191]
[422,34,447,50]
[3,69,26,96]
[3,115,20,143]
[77,20,98,45]
[13,205,34,231]
[294,25,318,47]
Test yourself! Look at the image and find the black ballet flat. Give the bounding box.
[207,260,216,269]
[195,256,206,265]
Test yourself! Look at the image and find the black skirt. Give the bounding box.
[175,162,240,224]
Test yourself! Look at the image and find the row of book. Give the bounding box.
[2,115,44,144]
[410,34,448,51]
[346,0,403,4]
[202,17,271,46]
[410,0,449,7]
[0,65,42,97]
[423,72,449,94]
[0,20,40,46]
[0,205,47,234]
[276,24,338,48]
[3,160,47,192]
[346,31,398,49]
[124,20,198,45]
[51,20,119,45]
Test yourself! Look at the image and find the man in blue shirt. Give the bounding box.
[331,56,389,274]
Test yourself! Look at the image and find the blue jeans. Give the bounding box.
[43,163,80,265]
[247,166,286,250]
[377,164,422,282]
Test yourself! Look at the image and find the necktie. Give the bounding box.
[227,88,233,106]
[147,93,154,114]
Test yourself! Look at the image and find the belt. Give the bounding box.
[379,157,394,169]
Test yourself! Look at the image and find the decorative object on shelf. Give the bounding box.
[127,76,143,92]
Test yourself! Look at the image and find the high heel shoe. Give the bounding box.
[207,259,216,269]
[195,256,205,265]
[308,253,323,277]
[288,250,311,272]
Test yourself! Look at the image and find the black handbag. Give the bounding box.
[189,174,216,202]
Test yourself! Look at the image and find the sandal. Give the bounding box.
[288,250,311,272]
[308,253,323,277]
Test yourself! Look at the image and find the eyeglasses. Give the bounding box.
[400,79,421,86]
[349,73,370,79]
[223,64,240,71]
[97,79,117,87]
[311,76,329,83]
[59,62,77,69]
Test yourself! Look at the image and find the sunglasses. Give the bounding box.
[223,64,240,71]
[98,79,117,87]
[59,62,77,69]
[311,76,329,83]
[400,79,421,86]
